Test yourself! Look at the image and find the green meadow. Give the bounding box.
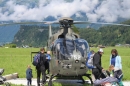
[0,47,130,86]
[0,48,39,78]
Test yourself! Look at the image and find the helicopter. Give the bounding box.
[46,17,92,86]
[31,17,93,86]
[1,17,130,86]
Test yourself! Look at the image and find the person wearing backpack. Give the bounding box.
[36,48,47,86]
[92,48,106,80]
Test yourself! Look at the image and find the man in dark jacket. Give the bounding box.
[36,48,47,86]
[92,48,105,80]
[26,65,33,86]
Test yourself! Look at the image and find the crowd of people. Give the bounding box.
[26,47,124,86]
[88,48,124,86]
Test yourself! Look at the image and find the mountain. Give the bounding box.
[12,19,130,47]
[0,16,128,45]
[12,25,48,47]
[12,25,59,47]
[81,20,130,46]
[0,12,89,45]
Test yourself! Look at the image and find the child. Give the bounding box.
[109,65,123,86]
[26,65,33,86]
[45,51,51,74]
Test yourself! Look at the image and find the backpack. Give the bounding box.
[86,53,95,69]
[32,53,40,66]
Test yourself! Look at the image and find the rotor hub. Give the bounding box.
[59,19,73,28]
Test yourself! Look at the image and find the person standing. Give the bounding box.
[92,48,105,80]
[87,50,95,69]
[36,48,47,86]
[110,49,124,86]
[87,50,96,82]
[45,51,51,74]
[26,65,33,86]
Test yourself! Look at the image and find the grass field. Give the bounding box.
[0,47,130,86]
[0,48,39,78]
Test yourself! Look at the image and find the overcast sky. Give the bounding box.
[0,0,130,22]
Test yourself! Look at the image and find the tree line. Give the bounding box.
[79,20,130,46]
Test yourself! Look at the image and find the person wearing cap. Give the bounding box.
[92,48,106,80]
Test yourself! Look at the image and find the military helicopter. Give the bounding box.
[1,17,130,86]
[46,17,92,86]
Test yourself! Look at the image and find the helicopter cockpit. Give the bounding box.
[52,38,89,60]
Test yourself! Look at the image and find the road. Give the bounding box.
[5,78,130,86]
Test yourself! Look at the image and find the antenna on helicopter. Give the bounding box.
[49,24,52,37]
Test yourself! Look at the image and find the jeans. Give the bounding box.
[118,75,124,86]
[27,79,32,86]
[37,66,46,86]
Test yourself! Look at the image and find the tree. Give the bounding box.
[11,44,16,48]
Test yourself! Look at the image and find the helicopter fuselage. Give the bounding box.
[49,56,87,76]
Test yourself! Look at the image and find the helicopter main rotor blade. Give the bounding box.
[73,21,130,27]
[0,21,47,26]
[44,21,59,24]
[1,20,130,27]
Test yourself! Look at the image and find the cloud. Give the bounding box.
[0,0,130,22]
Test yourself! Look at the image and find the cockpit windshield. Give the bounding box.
[53,38,89,60]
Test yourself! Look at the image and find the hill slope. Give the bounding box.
[12,25,59,47]
[79,20,130,46]
[12,19,130,47]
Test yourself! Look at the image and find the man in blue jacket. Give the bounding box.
[26,65,33,86]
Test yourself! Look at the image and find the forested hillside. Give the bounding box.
[12,25,59,47]
[79,20,130,46]
[13,25,47,47]
[12,20,130,47]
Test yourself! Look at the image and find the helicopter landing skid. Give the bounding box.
[79,76,85,84]
[83,73,93,85]
[48,74,57,86]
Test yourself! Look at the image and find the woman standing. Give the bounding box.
[110,49,124,86]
